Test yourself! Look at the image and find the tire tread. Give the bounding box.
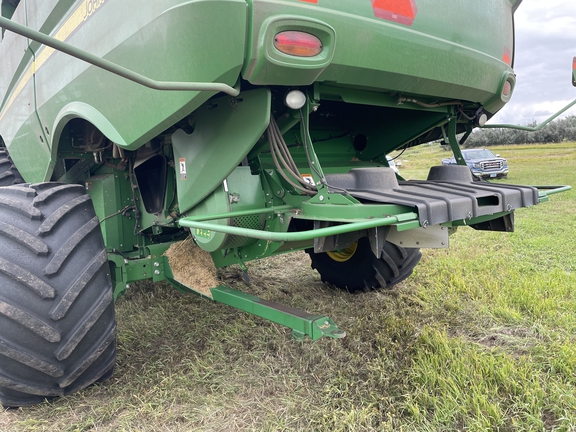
[0,184,116,407]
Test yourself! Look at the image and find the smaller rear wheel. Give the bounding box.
[306,237,421,292]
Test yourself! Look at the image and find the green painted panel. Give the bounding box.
[4,0,248,181]
[86,171,136,253]
[188,166,266,252]
[245,0,514,107]
[172,88,271,214]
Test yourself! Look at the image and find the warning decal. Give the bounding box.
[179,158,187,180]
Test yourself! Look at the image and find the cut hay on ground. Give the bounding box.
[164,237,219,298]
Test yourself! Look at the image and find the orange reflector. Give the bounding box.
[502,80,512,97]
[274,31,322,57]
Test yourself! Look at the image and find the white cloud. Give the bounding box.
[489,1,576,125]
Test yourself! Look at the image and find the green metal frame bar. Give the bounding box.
[536,185,572,196]
[211,286,345,340]
[179,210,419,242]
[443,114,466,165]
[183,205,293,222]
[0,16,240,96]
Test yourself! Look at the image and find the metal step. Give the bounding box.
[326,167,539,226]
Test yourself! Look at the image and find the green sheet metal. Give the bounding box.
[172,88,271,214]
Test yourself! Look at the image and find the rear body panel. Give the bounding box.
[243,0,514,107]
[0,0,517,182]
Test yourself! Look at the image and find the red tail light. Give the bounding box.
[273,31,322,57]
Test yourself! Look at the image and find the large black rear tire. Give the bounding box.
[0,149,24,186]
[306,237,421,292]
[0,183,116,407]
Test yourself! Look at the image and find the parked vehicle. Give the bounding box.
[442,148,509,179]
[0,0,571,407]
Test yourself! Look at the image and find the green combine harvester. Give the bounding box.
[0,0,573,406]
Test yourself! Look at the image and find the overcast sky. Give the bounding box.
[489,0,576,125]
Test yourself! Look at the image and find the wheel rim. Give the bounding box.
[326,242,358,262]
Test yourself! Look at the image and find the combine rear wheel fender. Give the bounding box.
[0,183,116,407]
[307,237,421,292]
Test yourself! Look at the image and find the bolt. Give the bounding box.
[319,195,324,201]
[154,270,160,275]
[154,262,160,267]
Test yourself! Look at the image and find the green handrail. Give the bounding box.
[536,185,572,196]
[178,211,420,242]
[0,16,240,96]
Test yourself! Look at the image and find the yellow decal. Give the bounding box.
[301,174,314,186]
[84,0,107,21]
[0,0,109,122]
[195,228,211,239]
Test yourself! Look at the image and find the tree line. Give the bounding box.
[463,115,576,147]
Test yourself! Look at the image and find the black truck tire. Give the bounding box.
[0,183,116,407]
[306,237,421,292]
[0,149,24,186]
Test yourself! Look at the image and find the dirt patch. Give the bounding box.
[164,237,219,298]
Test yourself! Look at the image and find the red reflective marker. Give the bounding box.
[372,0,418,26]
[299,0,318,3]
[502,47,512,66]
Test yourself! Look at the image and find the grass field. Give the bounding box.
[2,143,575,431]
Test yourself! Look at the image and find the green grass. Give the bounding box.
[2,143,575,431]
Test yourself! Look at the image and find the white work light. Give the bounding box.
[285,90,306,109]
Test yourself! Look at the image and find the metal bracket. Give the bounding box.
[442,115,466,166]
[386,225,449,248]
[211,286,346,341]
[292,317,345,341]
[368,226,390,258]
[313,221,363,253]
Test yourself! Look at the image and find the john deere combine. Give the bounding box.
[0,0,572,406]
